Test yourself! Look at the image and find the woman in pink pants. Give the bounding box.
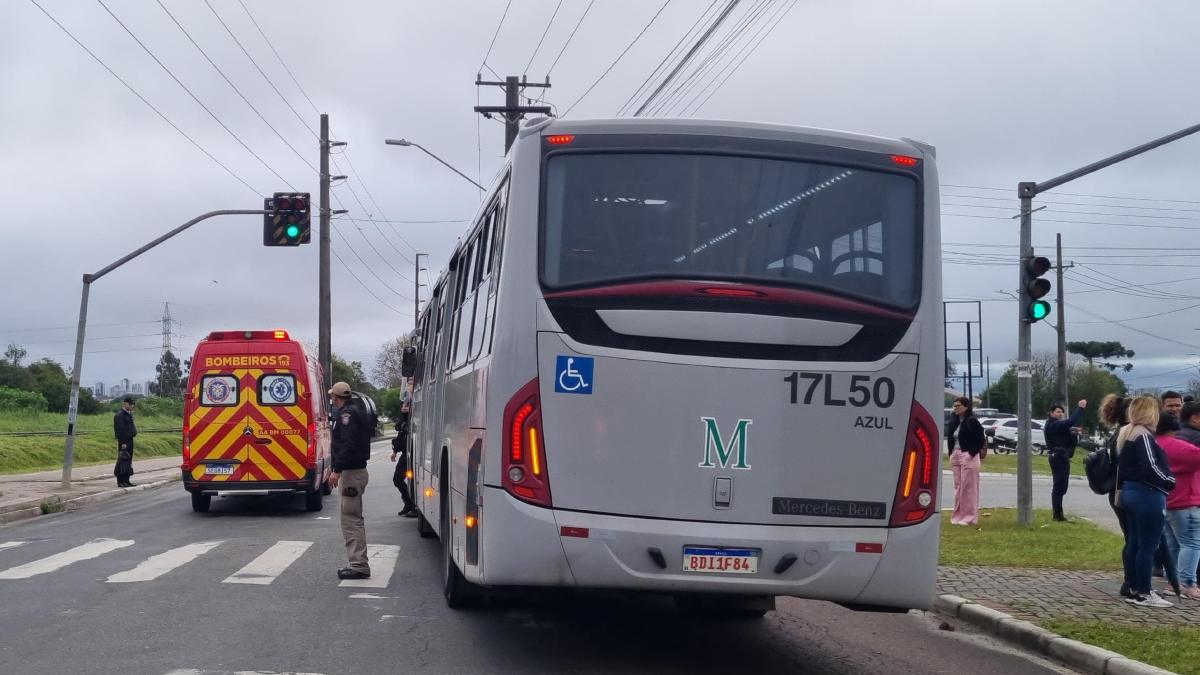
[946,397,986,526]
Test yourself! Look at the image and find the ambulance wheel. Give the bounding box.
[305,489,324,512]
[417,510,436,538]
[191,493,211,513]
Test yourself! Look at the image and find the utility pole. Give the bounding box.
[475,75,552,151]
[319,114,347,395]
[414,253,427,325]
[1055,233,1072,405]
[1016,120,1200,527]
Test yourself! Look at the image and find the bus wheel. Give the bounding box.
[441,467,479,608]
[305,489,324,512]
[417,510,436,538]
[673,593,774,619]
[191,493,211,513]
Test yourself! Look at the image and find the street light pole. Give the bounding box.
[384,139,485,192]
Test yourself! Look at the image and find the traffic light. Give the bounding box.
[263,192,311,246]
[1023,254,1052,322]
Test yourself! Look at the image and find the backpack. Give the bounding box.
[1084,443,1117,495]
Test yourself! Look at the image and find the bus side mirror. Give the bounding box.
[401,346,417,378]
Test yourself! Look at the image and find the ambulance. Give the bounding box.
[182,330,332,513]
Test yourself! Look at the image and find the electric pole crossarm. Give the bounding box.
[91,210,267,282]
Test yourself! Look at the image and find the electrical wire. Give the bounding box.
[944,183,1200,207]
[330,247,406,315]
[27,0,259,197]
[479,0,514,73]
[616,0,720,117]
[236,0,320,115]
[563,0,674,117]
[633,0,736,117]
[524,0,564,75]
[545,0,595,77]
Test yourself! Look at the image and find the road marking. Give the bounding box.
[107,541,224,583]
[0,538,134,579]
[338,544,401,588]
[163,670,327,675]
[222,540,312,585]
[0,541,27,552]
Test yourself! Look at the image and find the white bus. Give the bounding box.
[405,118,942,614]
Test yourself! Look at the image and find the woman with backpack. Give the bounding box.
[945,396,986,526]
[1114,395,1177,608]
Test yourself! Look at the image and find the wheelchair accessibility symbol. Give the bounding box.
[554,356,594,395]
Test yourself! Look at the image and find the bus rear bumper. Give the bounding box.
[478,488,937,610]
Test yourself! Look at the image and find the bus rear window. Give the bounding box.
[200,375,238,407]
[541,152,920,309]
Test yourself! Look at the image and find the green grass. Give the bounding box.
[0,411,182,474]
[1043,620,1200,675]
[942,449,1087,477]
[939,508,1124,570]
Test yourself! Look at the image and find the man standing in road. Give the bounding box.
[113,396,137,488]
[329,381,372,580]
[1045,399,1086,522]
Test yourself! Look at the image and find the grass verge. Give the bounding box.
[942,450,1087,477]
[1043,620,1200,675]
[939,508,1123,570]
[0,412,181,474]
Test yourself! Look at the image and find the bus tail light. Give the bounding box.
[306,422,317,469]
[181,422,192,471]
[889,401,938,527]
[501,377,552,507]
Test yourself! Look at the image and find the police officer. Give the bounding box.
[1045,399,1087,522]
[113,396,137,487]
[390,400,416,517]
[328,382,372,580]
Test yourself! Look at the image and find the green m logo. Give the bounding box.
[698,417,752,470]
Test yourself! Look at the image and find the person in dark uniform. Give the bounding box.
[113,396,137,487]
[390,400,416,517]
[328,381,373,580]
[1044,399,1087,522]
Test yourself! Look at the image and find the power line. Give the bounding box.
[94,0,296,189]
[27,0,259,196]
[943,191,1200,215]
[330,247,406,315]
[331,226,412,301]
[944,212,1200,231]
[633,0,738,117]
[479,0,514,73]
[235,0,320,115]
[544,0,595,77]
[944,201,1200,224]
[563,0,675,117]
[333,217,469,224]
[617,0,720,117]
[0,320,161,335]
[1067,302,1200,351]
[524,0,564,75]
[944,183,1200,207]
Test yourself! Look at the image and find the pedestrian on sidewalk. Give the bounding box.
[945,396,985,527]
[329,381,372,581]
[390,400,416,518]
[1116,395,1176,608]
[1045,399,1086,522]
[1158,411,1200,599]
[1100,394,1135,596]
[113,396,137,488]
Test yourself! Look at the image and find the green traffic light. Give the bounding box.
[1029,300,1051,321]
[286,225,301,239]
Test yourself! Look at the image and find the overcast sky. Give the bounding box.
[3,0,1199,395]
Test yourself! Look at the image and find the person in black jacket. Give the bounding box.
[329,381,373,581]
[390,400,416,518]
[1116,395,1177,608]
[113,396,137,487]
[1177,402,1200,448]
[945,397,986,526]
[1045,399,1087,521]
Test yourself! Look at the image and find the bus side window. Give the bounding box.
[485,180,509,355]
[469,204,499,361]
[428,285,445,382]
[453,232,483,369]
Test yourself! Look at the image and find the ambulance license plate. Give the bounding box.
[682,547,759,574]
[205,464,234,476]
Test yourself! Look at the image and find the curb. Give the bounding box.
[0,474,180,525]
[933,594,1175,674]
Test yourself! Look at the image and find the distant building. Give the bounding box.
[131,383,143,395]
[121,378,131,394]
[109,384,122,398]
[145,380,155,397]
[94,382,104,398]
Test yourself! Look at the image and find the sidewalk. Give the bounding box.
[0,456,181,524]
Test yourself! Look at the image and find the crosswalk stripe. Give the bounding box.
[0,538,134,579]
[338,544,401,589]
[107,541,224,583]
[0,541,27,553]
[222,540,312,585]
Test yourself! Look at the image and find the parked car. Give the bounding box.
[990,418,1046,453]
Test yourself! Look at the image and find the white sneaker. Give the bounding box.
[1128,590,1173,608]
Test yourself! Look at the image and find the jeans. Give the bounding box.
[1120,481,1167,594]
[1048,449,1071,517]
[1168,506,1200,587]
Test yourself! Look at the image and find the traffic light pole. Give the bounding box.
[1014,120,1200,526]
[61,209,267,488]
[319,114,332,398]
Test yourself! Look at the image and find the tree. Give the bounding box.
[77,387,102,415]
[332,354,375,395]
[980,351,1059,415]
[1068,363,1126,431]
[373,336,414,389]
[4,343,26,366]
[0,360,35,390]
[27,358,70,413]
[1066,340,1135,372]
[945,356,957,389]
[154,349,183,398]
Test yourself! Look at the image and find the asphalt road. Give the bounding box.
[0,440,1077,675]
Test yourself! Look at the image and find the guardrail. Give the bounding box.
[0,428,183,437]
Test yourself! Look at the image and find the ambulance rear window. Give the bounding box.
[200,375,238,407]
[259,374,297,406]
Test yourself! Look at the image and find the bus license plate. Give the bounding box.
[682,547,759,574]
[205,464,234,475]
